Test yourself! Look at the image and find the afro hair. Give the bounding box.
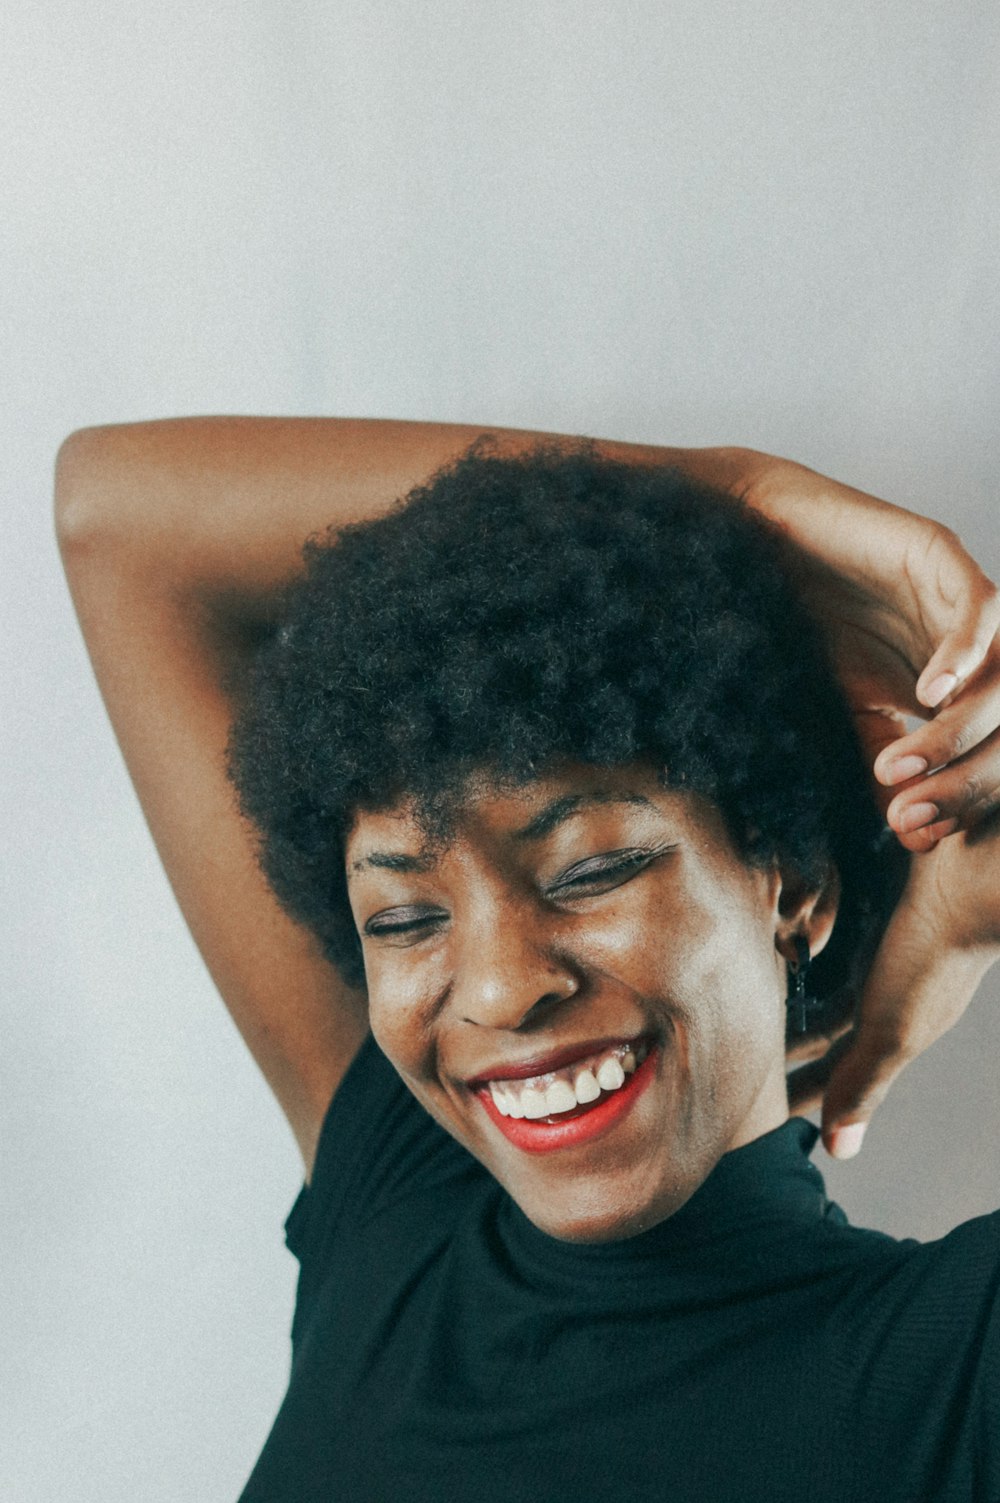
[226,437,907,1035]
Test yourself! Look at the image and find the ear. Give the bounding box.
[772,861,841,966]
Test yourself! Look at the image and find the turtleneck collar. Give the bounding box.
[497,1115,837,1280]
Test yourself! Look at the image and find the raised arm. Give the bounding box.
[54,418,763,1176]
[54,418,999,1174]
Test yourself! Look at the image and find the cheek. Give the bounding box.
[682,912,787,1116]
[365,963,438,1078]
[576,874,721,1002]
[605,870,782,1062]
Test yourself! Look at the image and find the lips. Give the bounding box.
[476,1043,659,1153]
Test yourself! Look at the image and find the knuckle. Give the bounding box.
[946,719,977,759]
[950,769,992,817]
[917,714,980,768]
[976,575,1000,609]
[958,769,985,808]
[966,576,1000,642]
[934,521,962,551]
[966,788,1000,822]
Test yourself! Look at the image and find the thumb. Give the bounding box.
[819,1025,907,1159]
[819,902,928,1158]
[915,579,1000,708]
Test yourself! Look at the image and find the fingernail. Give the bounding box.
[829,1124,867,1160]
[898,801,939,832]
[922,672,957,708]
[882,754,928,786]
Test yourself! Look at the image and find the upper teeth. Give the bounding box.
[486,1040,649,1120]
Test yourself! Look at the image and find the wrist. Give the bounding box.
[639,445,791,508]
[698,447,784,506]
[738,452,829,523]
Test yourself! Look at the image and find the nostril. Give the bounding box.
[459,967,581,1029]
[519,987,578,1026]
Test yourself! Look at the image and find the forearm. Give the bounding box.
[54,415,767,614]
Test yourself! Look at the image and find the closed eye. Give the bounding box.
[547,844,674,896]
[364,907,446,940]
[363,845,675,940]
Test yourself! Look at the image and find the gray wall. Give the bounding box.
[4,2,998,1498]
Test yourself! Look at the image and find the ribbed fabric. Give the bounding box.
[238,1033,1000,1503]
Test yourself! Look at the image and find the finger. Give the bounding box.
[818,899,928,1156]
[886,729,1000,842]
[785,1015,854,1068]
[876,655,1000,791]
[819,1020,911,1159]
[914,570,1000,709]
[889,816,958,855]
[786,1030,855,1115]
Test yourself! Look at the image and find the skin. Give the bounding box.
[55,420,1000,1173]
[794,804,1000,1154]
[345,761,839,1243]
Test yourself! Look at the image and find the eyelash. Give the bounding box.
[550,847,654,893]
[364,847,662,938]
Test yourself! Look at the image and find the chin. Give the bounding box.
[516,1173,695,1245]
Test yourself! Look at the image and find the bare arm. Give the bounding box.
[55,417,1000,1173]
[54,418,759,1177]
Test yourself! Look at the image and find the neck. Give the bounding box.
[726,1062,790,1153]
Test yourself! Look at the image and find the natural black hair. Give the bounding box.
[226,438,907,1034]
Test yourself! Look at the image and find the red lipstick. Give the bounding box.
[476,1044,659,1153]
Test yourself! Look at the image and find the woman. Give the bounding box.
[56,421,1000,1500]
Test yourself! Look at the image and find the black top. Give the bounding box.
[238,1033,1000,1503]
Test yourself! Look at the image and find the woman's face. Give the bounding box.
[345,761,832,1243]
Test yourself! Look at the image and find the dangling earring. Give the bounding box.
[786,933,820,1034]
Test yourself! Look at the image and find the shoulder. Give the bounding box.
[901,1209,1000,1328]
[812,1202,1000,1321]
[285,1031,488,1276]
[816,1207,1000,1432]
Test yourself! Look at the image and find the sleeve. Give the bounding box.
[282,1031,482,1331]
[846,1209,1000,1492]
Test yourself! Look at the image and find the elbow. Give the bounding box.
[54,425,129,558]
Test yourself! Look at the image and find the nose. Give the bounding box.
[452,889,581,1032]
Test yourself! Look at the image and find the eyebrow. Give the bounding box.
[349,790,656,876]
[511,790,655,841]
[350,850,437,876]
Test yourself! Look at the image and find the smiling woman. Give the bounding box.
[227,444,885,1248]
[344,764,818,1244]
[55,420,1000,1502]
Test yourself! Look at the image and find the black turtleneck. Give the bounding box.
[238,1034,1000,1503]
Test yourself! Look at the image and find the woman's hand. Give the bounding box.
[788,815,1000,1157]
[745,454,1000,851]
[745,454,1000,1153]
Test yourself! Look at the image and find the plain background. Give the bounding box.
[4,3,998,1498]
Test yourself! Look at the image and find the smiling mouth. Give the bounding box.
[482,1038,652,1122]
[475,1042,660,1153]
